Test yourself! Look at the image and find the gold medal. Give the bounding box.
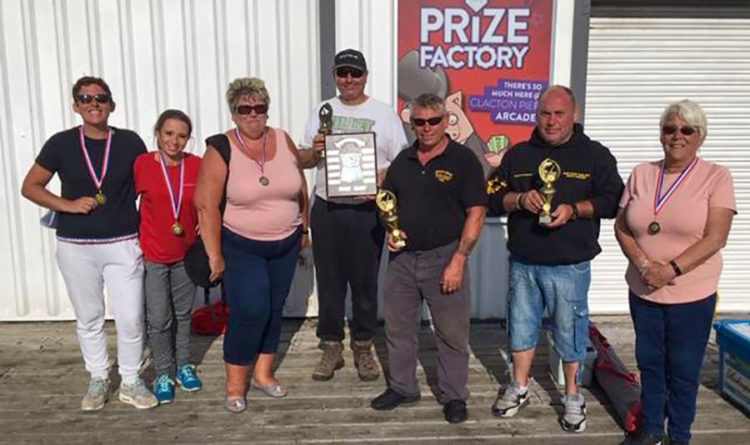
[259,176,270,186]
[95,190,107,205]
[648,221,661,235]
[171,222,184,236]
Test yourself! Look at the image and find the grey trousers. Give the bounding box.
[144,261,196,377]
[383,242,470,404]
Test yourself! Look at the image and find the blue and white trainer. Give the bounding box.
[176,364,202,392]
[154,374,175,404]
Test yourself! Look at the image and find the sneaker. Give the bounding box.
[312,341,344,381]
[176,364,202,392]
[352,340,380,381]
[81,377,110,411]
[153,374,175,404]
[624,431,664,445]
[561,393,587,433]
[119,378,158,409]
[491,381,529,418]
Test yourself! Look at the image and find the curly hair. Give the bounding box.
[225,77,270,113]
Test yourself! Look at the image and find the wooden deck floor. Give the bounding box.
[0,316,748,444]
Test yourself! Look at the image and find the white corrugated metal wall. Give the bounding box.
[586,12,750,313]
[0,0,321,320]
[0,0,579,320]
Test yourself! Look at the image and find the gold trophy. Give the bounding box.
[316,103,333,159]
[538,158,561,225]
[375,189,406,249]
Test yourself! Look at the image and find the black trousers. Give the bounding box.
[311,198,384,342]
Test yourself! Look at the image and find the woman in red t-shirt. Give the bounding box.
[134,109,203,404]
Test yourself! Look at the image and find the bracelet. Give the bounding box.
[570,203,579,220]
[515,192,525,211]
[669,260,682,276]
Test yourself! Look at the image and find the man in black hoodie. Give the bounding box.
[487,85,624,433]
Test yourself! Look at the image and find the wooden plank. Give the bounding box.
[0,316,747,444]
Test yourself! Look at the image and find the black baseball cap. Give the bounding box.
[334,49,367,72]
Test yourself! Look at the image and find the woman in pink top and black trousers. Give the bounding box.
[195,77,310,413]
[615,100,736,445]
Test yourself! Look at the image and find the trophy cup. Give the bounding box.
[375,189,406,249]
[317,103,333,159]
[538,158,561,225]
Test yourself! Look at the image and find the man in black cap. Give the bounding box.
[299,49,408,382]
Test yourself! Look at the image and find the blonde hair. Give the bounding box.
[660,99,707,143]
[225,77,270,112]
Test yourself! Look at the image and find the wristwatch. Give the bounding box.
[570,203,579,221]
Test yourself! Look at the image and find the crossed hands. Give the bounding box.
[638,260,676,290]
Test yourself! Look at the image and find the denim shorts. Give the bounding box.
[507,259,591,364]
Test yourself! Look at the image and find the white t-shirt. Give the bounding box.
[300,96,408,201]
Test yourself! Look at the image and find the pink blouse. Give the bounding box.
[620,158,736,304]
[223,128,303,241]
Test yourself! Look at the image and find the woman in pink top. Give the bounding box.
[615,100,736,445]
[195,77,310,413]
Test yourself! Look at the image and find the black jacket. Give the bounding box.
[488,124,624,265]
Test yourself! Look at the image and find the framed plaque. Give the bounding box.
[324,132,378,197]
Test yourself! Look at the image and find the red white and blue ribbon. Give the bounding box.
[158,152,184,222]
[654,157,699,216]
[78,126,112,192]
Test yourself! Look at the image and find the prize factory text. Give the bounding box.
[419,7,531,70]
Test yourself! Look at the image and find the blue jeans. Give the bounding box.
[222,227,301,365]
[629,292,716,442]
[508,260,591,369]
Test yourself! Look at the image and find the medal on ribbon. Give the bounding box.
[78,126,112,205]
[235,127,269,186]
[158,152,185,236]
[650,157,699,235]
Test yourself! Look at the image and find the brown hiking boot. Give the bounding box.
[352,339,380,381]
[312,341,344,381]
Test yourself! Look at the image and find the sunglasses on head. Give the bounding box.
[335,67,365,78]
[76,94,111,104]
[662,125,698,136]
[235,104,268,115]
[412,116,444,127]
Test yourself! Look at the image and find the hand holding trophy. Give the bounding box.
[537,157,561,225]
[375,189,406,249]
[315,103,333,159]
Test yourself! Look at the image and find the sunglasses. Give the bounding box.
[76,94,111,104]
[412,116,444,127]
[662,125,698,136]
[235,104,268,115]
[335,67,365,78]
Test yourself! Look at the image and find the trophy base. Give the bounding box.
[539,214,552,225]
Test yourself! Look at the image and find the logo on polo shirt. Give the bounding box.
[563,171,591,180]
[435,170,453,182]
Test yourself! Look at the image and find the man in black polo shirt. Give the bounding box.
[370,93,487,424]
[488,85,623,432]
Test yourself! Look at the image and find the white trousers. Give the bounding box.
[56,238,145,382]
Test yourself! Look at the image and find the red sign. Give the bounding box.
[398,0,553,176]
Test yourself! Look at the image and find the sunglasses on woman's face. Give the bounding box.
[412,116,444,127]
[235,104,268,115]
[335,67,365,78]
[76,94,111,104]
[662,125,698,136]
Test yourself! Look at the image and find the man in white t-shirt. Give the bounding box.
[299,49,408,383]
